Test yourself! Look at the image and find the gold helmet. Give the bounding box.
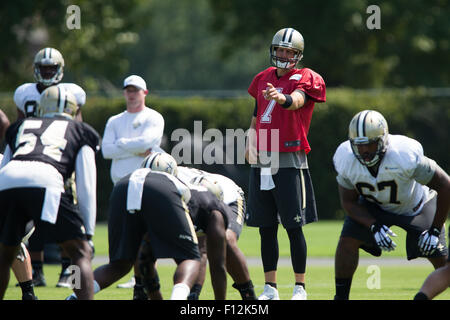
[270,27,304,69]
[38,86,78,119]
[190,175,224,202]
[142,152,178,176]
[34,48,65,86]
[348,110,389,167]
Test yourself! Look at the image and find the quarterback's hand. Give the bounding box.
[370,223,397,252]
[262,83,282,103]
[418,227,440,256]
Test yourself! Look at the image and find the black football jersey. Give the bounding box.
[187,189,229,233]
[5,116,100,181]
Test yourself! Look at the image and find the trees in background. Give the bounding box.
[208,0,450,88]
[0,0,150,91]
[0,0,448,91]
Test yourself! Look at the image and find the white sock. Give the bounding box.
[170,283,190,300]
[93,280,100,294]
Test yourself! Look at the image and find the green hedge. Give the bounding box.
[1,88,448,221]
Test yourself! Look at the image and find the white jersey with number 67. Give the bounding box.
[333,134,437,216]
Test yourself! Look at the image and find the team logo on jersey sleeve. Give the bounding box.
[289,74,302,81]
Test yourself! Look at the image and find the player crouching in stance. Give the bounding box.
[333,110,450,300]
[0,86,100,299]
[67,153,228,300]
[138,154,228,300]
[176,166,256,300]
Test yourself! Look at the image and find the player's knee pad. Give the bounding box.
[18,222,35,261]
[16,242,28,262]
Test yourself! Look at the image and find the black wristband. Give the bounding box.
[430,227,441,236]
[370,223,381,233]
[281,94,293,108]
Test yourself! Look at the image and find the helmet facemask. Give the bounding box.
[270,46,302,69]
[350,136,388,167]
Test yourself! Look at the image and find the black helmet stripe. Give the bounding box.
[143,153,157,168]
[57,86,68,113]
[356,110,370,138]
[362,111,369,137]
[142,157,150,168]
[63,91,68,111]
[57,86,61,111]
[149,155,157,168]
[282,28,294,43]
[282,28,288,42]
[287,28,294,42]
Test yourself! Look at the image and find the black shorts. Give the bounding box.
[0,188,87,247]
[27,191,81,251]
[340,195,448,260]
[226,197,246,239]
[108,176,200,263]
[246,167,318,229]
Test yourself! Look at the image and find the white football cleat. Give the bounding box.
[291,285,307,300]
[56,268,73,288]
[117,276,136,288]
[258,284,280,300]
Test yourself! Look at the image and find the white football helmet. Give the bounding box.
[348,110,389,167]
[142,152,178,176]
[34,47,65,86]
[270,27,304,69]
[190,175,224,202]
[37,86,78,119]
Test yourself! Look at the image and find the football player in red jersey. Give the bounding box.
[245,27,326,300]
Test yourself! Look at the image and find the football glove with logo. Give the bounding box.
[418,227,440,256]
[370,223,397,251]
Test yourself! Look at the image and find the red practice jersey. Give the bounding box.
[248,67,326,153]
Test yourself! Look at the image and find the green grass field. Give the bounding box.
[4,220,449,300]
[92,220,447,258]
